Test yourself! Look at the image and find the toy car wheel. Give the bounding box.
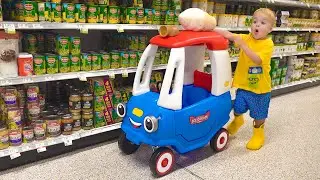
[118,131,140,155]
[210,128,229,152]
[149,147,175,177]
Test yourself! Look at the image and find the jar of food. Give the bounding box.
[27,102,41,117]
[7,107,22,128]
[9,128,22,146]
[82,112,93,130]
[34,119,46,140]
[4,89,17,107]
[45,115,61,137]
[62,114,73,135]
[69,89,81,113]
[72,113,81,131]
[0,123,9,150]
[22,126,34,143]
[27,85,39,103]
[82,93,93,113]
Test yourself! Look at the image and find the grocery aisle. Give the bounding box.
[1,86,320,180]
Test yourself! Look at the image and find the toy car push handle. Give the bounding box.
[159,26,180,37]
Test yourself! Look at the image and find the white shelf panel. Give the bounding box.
[0,64,168,86]
[0,123,121,159]
[0,22,319,32]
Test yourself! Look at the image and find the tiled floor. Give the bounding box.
[1,86,320,180]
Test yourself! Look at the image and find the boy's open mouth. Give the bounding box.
[255,29,259,33]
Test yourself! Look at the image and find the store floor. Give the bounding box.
[1,86,320,180]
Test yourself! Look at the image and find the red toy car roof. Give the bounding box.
[150,31,228,50]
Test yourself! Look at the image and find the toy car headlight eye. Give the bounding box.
[116,103,126,118]
[144,116,158,133]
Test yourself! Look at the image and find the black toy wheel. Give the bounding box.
[210,128,229,152]
[118,131,140,155]
[149,147,175,177]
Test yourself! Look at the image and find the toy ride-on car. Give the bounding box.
[117,30,233,177]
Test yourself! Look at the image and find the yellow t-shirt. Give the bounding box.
[232,33,274,94]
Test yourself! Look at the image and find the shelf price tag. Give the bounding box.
[4,24,16,34]
[79,25,88,34]
[122,70,128,77]
[10,152,21,160]
[37,147,47,153]
[109,73,115,79]
[306,3,310,8]
[64,138,73,146]
[78,74,87,81]
[117,25,124,33]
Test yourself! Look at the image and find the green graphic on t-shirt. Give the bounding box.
[248,67,262,89]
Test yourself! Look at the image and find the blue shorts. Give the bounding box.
[233,89,271,120]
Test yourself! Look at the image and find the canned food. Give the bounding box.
[70,37,81,55]
[36,33,45,53]
[56,36,70,56]
[152,9,161,24]
[110,51,120,69]
[165,10,175,25]
[81,53,92,71]
[46,54,59,74]
[129,51,138,67]
[62,3,76,23]
[38,2,51,22]
[51,3,62,22]
[136,7,144,24]
[91,53,102,70]
[87,5,99,23]
[101,51,111,69]
[108,6,120,24]
[99,5,108,23]
[94,111,106,128]
[144,9,153,24]
[24,1,38,22]
[75,4,87,23]
[70,54,81,72]
[22,126,34,143]
[59,55,71,73]
[126,7,137,24]
[45,115,61,137]
[120,51,129,68]
[24,34,37,54]
[15,2,24,21]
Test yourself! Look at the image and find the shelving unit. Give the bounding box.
[1,22,319,32]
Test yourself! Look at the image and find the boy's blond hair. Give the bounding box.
[254,8,276,25]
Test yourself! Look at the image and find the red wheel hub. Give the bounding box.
[161,158,169,167]
[220,136,225,144]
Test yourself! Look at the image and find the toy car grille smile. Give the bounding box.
[130,118,142,128]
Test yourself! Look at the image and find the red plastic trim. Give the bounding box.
[150,31,228,50]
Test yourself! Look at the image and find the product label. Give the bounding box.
[62,123,73,132]
[0,135,9,144]
[108,6,120,24]
[82,100,93,109]
[34,126,45,138]
[70,55,81,72]
[83,118,93,127]
[47,122,60,134]
[81,53,92,71]
[5,95,17,105]
[75,4,86,23]
[190,111,210,125]
[69,100,81,110]
[73,119,81,128]
[23,131,34,142]
[9,131,22,144]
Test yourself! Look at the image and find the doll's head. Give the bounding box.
[178,8,217,31]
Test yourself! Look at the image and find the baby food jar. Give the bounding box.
[82,112,93,130]
[72,112,81,131]
[45,115,61,137]
[34,119,46,140]
[69,89,81,113]
[81,93,93,113]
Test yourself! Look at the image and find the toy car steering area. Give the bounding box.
[117,27,232,177]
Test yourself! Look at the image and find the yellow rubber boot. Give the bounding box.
[246,124,265,150]
[227,115,244,136]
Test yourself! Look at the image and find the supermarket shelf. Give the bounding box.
[0,64,168,86]
[1,51,319,87]
[0,22,319,32]
[272,50,320,58]
[229,0,320,9]
[0,123,121,159]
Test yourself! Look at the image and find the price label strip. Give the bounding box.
[10,152,21,160]
[64,138,73,146]
[122,70,129,77]
[117,25,124,33]
[4,24,16,34]
[79,25,88,34]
